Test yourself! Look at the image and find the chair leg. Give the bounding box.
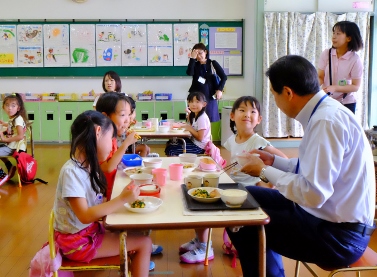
[294,261,301,277]
[204,228,212,266]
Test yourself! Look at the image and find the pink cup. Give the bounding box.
[169,163,183,181]
[152,168,167,186]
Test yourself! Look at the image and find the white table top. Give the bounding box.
[104,157,269,231]
[137,130,191,138]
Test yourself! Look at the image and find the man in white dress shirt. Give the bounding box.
[226,55,375,277]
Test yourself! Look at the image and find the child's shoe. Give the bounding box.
[151,244,163,255]
[179,237,200,253]
[179,243,214,264]
[149,261,155,271]
[0,170,10,186]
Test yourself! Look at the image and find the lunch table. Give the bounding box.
[132,129,191,154]
[104,157,270,277]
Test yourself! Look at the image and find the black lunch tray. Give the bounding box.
[181,183,260,211]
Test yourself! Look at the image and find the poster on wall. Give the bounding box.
[173,23,198,66]
[147,24,173,66]
[70,24,96,67]
[121,24,147,66]
[0,25,17,67]
[43,24,70,67]
[208,27,242,75]
[96,24,122,66]
[17,24,43,67]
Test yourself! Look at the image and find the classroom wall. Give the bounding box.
[0,0,253,100]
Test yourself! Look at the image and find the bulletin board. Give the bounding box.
[0,20,243,77]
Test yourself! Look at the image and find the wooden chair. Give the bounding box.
[48,210,124,277]
[294,246,377,277]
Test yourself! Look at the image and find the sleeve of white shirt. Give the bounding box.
[266,119,345,208]
[196,114,210,131]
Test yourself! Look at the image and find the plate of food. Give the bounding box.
[125,196,163,213]
[181,162,197,173]
[187,187,223,203]
[123,166,147,177]
[171,127,185,133]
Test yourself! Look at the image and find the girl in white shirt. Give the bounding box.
[224,96,287,187]
[165,92,211,156]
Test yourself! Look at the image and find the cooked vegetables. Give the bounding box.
[131,200,146,208]
[192,188,219,198]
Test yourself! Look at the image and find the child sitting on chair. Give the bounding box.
[0,93,28,186]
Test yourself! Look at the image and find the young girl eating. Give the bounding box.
[0,93,28,185]
[96,93,163,257]
[53,110,151,277]
[165,92,211,156]
[179,96,287,264]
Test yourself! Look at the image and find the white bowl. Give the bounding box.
[181,162,197,173]
[158,125,170,133]
[124,196,163,213]
[143,158,163,168]
[179,153,197,163]
[171,127,185,133]
[220,189,248,208]
[130,173,153,186]
[123,166,147,177]
[187,187,223,203]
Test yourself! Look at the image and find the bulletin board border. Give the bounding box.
[0,20,243,77]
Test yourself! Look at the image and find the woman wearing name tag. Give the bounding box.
[186,43,227,122]
[318,21,363,114]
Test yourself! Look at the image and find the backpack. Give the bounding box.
[12,151,48,184]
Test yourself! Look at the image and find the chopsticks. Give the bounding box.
[220,161,238,175]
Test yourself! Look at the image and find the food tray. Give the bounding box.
[181,183,260,211]
[131,127,155,132]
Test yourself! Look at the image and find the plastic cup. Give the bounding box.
[169,163,183,181]
[152,168,167,186]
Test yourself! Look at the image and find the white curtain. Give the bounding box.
[262,12,370,137]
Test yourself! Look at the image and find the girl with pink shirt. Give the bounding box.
[318,21,363,113]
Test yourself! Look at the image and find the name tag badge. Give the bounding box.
[198,76,206,84]
[338,79,347,86]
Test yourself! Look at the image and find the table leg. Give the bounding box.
[204,228,213,265]
[120,231,128,277]
[258,225,266,277]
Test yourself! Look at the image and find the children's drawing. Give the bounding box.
[70,24,95,45]
[96,24,121,43]
[148,45,173,66]
[122,24,147,43]
[0,46,17,67]
[148,24,172,46]
[174,44,194,66]
[173,23,198,43]
[0,25,16,46]
[44,46,70,67]
[96,45,121,66]
[17,25,43,44]
[70,46,95,67]
[122,44,147,66]
[18,46,43,67]
[200,29,209,47]
[44,24,69,45]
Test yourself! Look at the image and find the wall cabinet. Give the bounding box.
[18,99,234,143]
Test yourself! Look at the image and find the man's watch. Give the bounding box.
[259,167,269,183]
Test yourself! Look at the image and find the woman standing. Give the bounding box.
[318,21,363,113]
[186,43,227,122]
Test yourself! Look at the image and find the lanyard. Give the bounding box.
[295,94,328,174]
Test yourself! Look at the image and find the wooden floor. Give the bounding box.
[0,143,376,277]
